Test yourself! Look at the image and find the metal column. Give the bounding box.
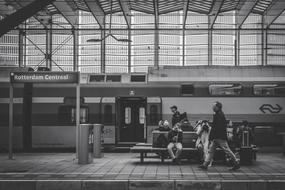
[100,17,106,73]
[208,29,213,66]
[235,29,240,66]
[154,29,159,69]
[73,29,79,72]
[128,29,131,73]
[262,28,268,66]
[76,79,80,158]
[182,28,185,66]
[18,30,25,67]
[9,85,13,159]
[262,16,268,67]
[208,16,213,66]
[46,22,52,70]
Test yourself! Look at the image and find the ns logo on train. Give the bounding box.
[259,104,282,114]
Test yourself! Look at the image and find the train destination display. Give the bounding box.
[10,72,79,83]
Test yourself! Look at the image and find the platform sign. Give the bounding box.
[10,72,79,84]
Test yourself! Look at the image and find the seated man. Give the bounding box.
[167,123,183,164]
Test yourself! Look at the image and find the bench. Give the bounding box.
[131,131,259,164]
[131,131,199,163]
[131,144,259,164]
[130,145,197,163]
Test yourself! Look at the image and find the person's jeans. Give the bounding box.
[204,139,238,166]
[167,142,183,159]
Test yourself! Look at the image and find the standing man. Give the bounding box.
[167,123,183,164]
[170,105,181,126]
[199,101,240,170]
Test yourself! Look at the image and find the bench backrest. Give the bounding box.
[152,131,198,148]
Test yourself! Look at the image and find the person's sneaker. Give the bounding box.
[229,164,240,171]
[198,164,208,170]
[172,158,176,164]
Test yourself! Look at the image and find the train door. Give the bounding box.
[116,97,146,143]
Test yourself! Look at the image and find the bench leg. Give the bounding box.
[140,153,144,163]
[161,156,164,163]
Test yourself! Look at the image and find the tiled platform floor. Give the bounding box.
[0,153,284,190]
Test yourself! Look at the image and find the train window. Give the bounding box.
[139,107,145,124]
[253,84,285,96]
[89,75,105,82]
[181,84,194,96]
[131,75,146,82]
[149,105,159,125]
[125,107,131,124]
[103,104,113,124]
[106,75,121,82]
[209,84,242,96]
[71,107,89,123]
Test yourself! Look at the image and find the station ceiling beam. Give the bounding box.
[0,0,55,37]
[53,0,78,28]
[263,0,285,29]
[83,0,105,29]
[0,1,15,16]
[183,0,191,29]
[117,0,131,29]
[153,0,159,29]
[5,0,49,28]
[236,0,259,29]
[209,0,225,29]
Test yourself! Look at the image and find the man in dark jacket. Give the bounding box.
[170,105,181,126]
[199,101,240,170]
[167,123,183,164]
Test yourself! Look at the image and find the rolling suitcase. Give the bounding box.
[240,131,253,165]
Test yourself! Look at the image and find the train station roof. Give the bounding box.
[0,0,285,29]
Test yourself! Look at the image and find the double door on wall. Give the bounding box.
[116,97,146,143]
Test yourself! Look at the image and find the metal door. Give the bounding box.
[117,97,146,143]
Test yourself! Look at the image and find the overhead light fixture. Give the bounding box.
[87,0,132,43]
[86,38,102,42]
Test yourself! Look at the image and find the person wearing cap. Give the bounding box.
[199,101,240,171]
[170,105,181,127]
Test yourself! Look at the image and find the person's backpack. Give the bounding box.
[154,134,168,148]
[181,121,194,131]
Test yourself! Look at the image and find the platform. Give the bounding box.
[0,153,284,190]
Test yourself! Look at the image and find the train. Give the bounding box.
[0,66,285,151]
